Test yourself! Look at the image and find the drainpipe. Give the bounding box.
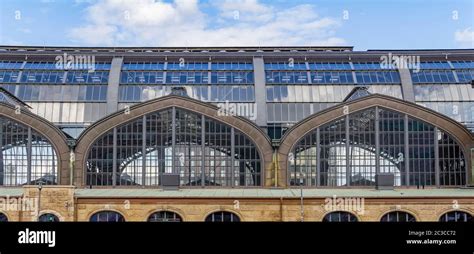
[67,139,76,186]
[280,197,283,222]
[74,196,78,222]
[273,152,279,187]
[37,181,43,221]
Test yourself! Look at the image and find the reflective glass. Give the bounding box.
[86,108,262,187]
[289,107,466,187]
[1,116,58,186]
[90,211,125,222]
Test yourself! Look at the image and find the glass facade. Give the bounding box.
[322,211,358,222]
[380,211,416,222]
[0,212,7,222]
[1,116,58,186]
[0,50,472,191]
[90,211,126,222]
[38,213,60,222]
[439,211,473,222]
[147,211,182,222]
[412,61,474,132]
[265,61,404,140]
[0,61,111,138]
[205,211,240,222]
[118,61,255,106]
[86,107,262,187]
[289,107,467,187]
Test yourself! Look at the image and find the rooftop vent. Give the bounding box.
[375,173,395,190]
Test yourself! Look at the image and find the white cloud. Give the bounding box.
[17,28,32,34]
[68,0,346,47]
[455,27,474,48]
[214,0,274,23]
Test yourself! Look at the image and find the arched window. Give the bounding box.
[381,211,416,222]
[323,211,358,222]
[38,213,60,222]
[90,211,125,222]
[0,212,8,222]
[439,211,473,222]
[1,116,58,186]
[147,211,182,222]
[86,107,262,187]
[205,211,240,222]
[289,107,466,187]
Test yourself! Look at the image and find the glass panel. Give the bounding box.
[1,116,58,186]
[90,211,125,222]
[289,107,466,187]
[86,108,262,187]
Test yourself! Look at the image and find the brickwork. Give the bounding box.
[1,186,473,222]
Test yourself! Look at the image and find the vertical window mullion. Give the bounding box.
[142,115,146,186]
[231,127,235,187]
[345,114,350,186]
[27,127,32,184]
[316,127,320,187]
[404,115,409,186]
[434,127,440,187]
[112,127,117,187]
[171,107,176,175]
[201,115,205,187]
[375,106,380,176]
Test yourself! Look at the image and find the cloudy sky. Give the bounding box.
[0,0,473,50]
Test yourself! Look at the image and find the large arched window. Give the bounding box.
[381,211,416,222]
[439,211,473,222]
[86,107,262,187]
[38,213,60,222]
[1,116,58,186]
[289,107,466,187]
[205,211,240,222]
[0,212,8,222]
[90,211,126,222]
[323,211,358,222]
[147,211,182,222]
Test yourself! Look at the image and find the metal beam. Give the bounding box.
[404,114,410,186]
[201,115,205,187]
[142,115,146,186]
[434,127,440,187]
[375,106,380,175]
[345,114,350,186]
[231,127,235,187]
[27,127,32,184]
[316,127,320,187]
[171,107,176,174]
[112,127,117,187]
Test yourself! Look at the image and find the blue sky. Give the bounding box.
[0,0,473,50]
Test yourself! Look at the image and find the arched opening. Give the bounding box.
[38,213,60,222]
[0,212,8,222]
[1,115,59,186]
[287,106,467,187]
[439,211,473,222]
[147,211,182,222]
[90,211,126,222]
[85,107,262,187]
[322,211,358,222]
[380,211,416,222]
[205,211,240,222]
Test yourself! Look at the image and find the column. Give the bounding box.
[252,57,267,127]
[106,57,123,114]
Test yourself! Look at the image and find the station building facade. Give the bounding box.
[0,46,473,222]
